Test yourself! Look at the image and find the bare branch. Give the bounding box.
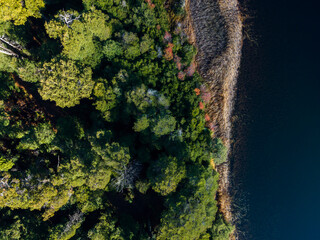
[0,44,18,56]
[0,35,24,51]
[59,210,84,239]
[112,161,141,192]
[59,11,81,28]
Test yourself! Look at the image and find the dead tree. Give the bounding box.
[0,35,25,57]
[59,210,84,239]
[112,161,141,192]
[58,11,81,28]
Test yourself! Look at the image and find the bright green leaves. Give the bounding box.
[140,34,154,54]
[87,166,111,191]
[93,81,119,121]
[17,122,56,150]
[127,85,153,112]
[45,9,112,67]
[103,40,123,60]
[119,32,154,60]
[49,211,84,240]
[55,157,87,188]
[0,156,15,171]
[0,0,45,25]
[133,115,150,132]
[18,61,41,83]
[212,138,228,165]
[127,85,176,136]
[0,175,72,221]
[90,141,130,170]
[157,167,219,240]
[122,32,140,60]
[0,0,231,238]
[148,155,186,195]
[83,10,112,40]
[88,212,124,240]
[82,0,121,11]
[209,214,235,240]
[128,85,171,112]
[152,115,176,137]
[39,59,94,108]
[0,218,24,239]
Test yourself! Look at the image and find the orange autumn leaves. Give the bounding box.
[195,87,206,113]
[164,42,174,61]
[195,87,213,128]
[145,0,155,9]
[162,31,195,80]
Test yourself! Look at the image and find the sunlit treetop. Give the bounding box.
[0,0,45,25]
[45,9,112,67]
[39,59,94,108]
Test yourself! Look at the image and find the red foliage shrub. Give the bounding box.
[199,101,204,110]
[185,62,196,77]
[208,123,216,131]
[164,43,174,60]
[145,0,155,8]
[194,88,201,96]
[177,71,186,80]
[174,55,182,70]
[200,85,211,103]
[163,31,172,42]
[201,92,211,103]
[205,114,211,122]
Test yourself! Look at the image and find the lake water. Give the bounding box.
[231,0,320,239]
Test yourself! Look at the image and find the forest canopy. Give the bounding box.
[0,0,232,239]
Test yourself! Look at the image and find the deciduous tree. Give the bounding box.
[39,59,94,108]
[0,0,45,25]
[148,155,186,195]
[45,9,111,67]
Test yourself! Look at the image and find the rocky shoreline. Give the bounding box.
[185,0,243,237]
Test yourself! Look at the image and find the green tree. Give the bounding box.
[89,140,130,170]
[157,167,219,240]
[0,156,15,171]
[18,60,41,83]
[39,59,94,108]
[0,174,72,221]
[212,138,228,165]
[148,155,186,195]
[135,180,150,194]
[49,211,84,240]
[103,40,123,60]
[93,81,119,121]
[140,34,153,54]
[122,32,140,60]
[0,0,45,25]
[88,212,124,240]
[82,0,119,11]
[209,214,234,240]
[152,115,176,137]
[133,115,150,132]
[17,122,56,150]
[0,218,24,239]
[45,9,111,67]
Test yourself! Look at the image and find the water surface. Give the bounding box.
[231,1,320,239]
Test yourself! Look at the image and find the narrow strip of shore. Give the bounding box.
[184,0,243,236]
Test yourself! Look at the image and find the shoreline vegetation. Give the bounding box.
[0,0,239,239]
[185,0,243,235]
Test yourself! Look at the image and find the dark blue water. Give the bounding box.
[232,1,320,239]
